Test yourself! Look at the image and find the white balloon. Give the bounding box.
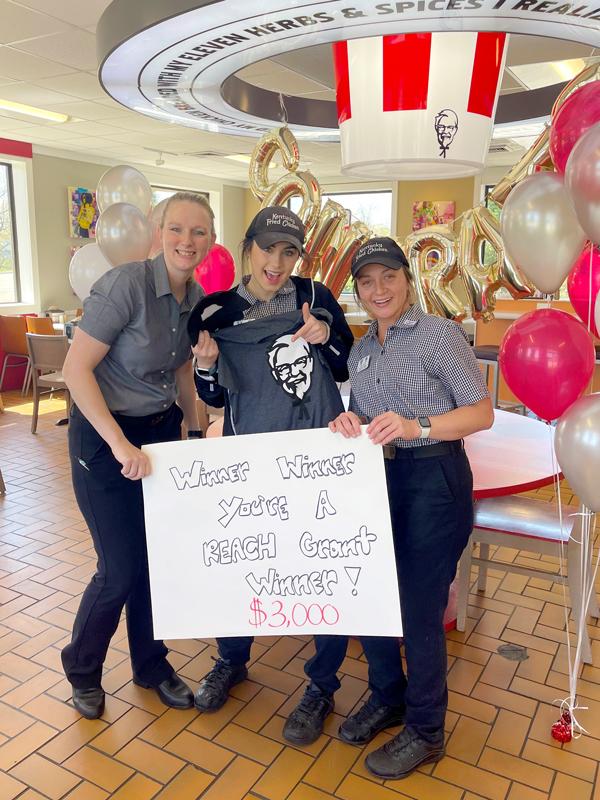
[96,165,152,214]
[565,122,600,245]
[96,202,152,267]
[500,172,586,294]
[68,243,112,301]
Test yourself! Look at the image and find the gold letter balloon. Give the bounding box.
[248,66,599,320]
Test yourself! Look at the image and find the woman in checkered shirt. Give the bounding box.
[329,237,494,780]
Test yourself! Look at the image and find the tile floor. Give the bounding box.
[0,390,599,800]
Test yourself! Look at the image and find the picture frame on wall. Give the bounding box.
[412,200,455,231]
[68,186,98,238]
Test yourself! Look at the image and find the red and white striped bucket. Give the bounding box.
[333,32,507,179]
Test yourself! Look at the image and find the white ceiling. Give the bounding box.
[0,0,597,184]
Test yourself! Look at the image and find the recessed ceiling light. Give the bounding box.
[0,98,70,123]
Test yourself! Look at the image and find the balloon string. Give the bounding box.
[587,244,593,334]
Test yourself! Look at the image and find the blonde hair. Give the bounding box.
[161,191,215,234]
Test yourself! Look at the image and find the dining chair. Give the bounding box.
[26,316,56,335]
[456,495,597,663]
[0,314,32,395]
[25,333,70,434]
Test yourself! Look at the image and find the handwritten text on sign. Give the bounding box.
[142,427,402,639]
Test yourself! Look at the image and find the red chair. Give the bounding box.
[0,315,31,394]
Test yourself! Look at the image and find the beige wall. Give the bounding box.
[395,176,476,241]
[32,155,108,311]
[28,153,249,310]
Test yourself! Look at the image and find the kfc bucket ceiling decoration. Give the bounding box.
[333,32,507,178]
[98,0,600,141]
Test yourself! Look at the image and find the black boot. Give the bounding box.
[366,727,445,779]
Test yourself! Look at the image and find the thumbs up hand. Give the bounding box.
[291,302,331,344]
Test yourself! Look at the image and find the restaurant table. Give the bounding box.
[466,408,560,498]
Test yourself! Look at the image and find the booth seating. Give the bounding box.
[457,495,598,664]
[25,333,70,434]
[0,314,31,394]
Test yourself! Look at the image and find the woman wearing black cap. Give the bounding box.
[188,205,353,745]
[329,237,493,779]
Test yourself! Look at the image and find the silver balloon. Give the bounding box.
[501,172,587,294]
[68,243,112,301]
[96,165,153,214]
[565,122,600,245]
[96,202,152,267]
[555,393,600,512]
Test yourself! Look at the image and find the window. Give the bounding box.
[290,190,392,236]
[291,190,393,294]
[0,163,20,303]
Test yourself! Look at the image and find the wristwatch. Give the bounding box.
[187,430,204,439]
[417,416,432,439]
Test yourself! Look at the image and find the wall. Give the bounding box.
[395,176,477,240]
[28,152,247,310]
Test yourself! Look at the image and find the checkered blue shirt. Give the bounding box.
[349,304,489,447]
[237,276,296,320]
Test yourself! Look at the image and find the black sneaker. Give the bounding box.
[339,696,405,745]
[194,658,248,712]
[283,690,334,745]
[366,726,445,779]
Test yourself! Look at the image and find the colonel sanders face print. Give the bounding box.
[267,335,313,401]
[434,109,458,158]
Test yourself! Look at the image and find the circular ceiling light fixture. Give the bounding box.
[98,0,600,142]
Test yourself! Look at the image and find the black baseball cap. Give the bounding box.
[246,206,305,253]
[351,237,409,277]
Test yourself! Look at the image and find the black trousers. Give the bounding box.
[278,445,473,734]
[62,403,183,690]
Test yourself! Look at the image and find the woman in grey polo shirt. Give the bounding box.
[329,237,493,780]
[60,192,213,719]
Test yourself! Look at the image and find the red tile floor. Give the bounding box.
[0,390,599,799]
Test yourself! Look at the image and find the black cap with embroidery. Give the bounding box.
[246,206,305,253]
[351,237,409,277]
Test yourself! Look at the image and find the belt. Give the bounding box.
[383,440,464,460]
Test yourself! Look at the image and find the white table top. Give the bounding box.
[466,409,559,498]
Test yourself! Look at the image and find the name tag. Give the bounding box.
[357,355,370,373]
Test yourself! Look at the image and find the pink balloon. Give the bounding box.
[567,243,600,337]
[499,309,595,422]
[550,81,600,173]
[194,244,235,293]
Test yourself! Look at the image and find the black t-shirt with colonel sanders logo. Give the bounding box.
[212,310,344,435]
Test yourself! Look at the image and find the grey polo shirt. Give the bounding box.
[80,255,204,416]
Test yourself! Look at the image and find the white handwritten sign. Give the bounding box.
[142,427,402,639]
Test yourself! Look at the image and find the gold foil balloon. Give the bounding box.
[323,221,371,298]
[488,127,551,205]
[301,198,348,279]
[404,227,465,321]
[261,169,321,234]
[249,127,299,199]
[459,206,533,320]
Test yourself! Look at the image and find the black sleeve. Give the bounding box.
[313,283,354,382]
[194,372,226,408]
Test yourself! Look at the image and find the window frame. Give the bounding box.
[0,160,21,304]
